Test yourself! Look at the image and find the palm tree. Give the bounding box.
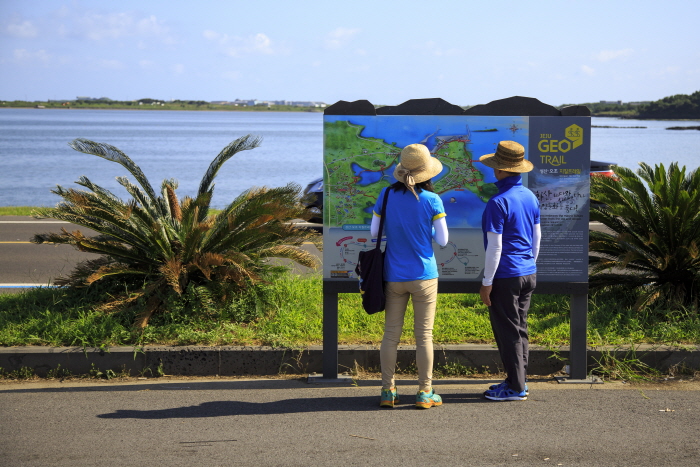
[32,135,321,328]
[589,162,700,310]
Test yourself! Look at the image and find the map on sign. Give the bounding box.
[322,115,530,280]
[323,115,529,229]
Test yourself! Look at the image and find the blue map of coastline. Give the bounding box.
[351,162,397,185]
[326,115,529,229]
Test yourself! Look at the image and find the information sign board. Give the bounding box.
[322,115,591,283]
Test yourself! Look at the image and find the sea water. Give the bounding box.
[0,109,698,207]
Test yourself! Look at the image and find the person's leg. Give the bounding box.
[409,278,438,393]
[380,281,409,390]
[516,274,536,381]
[489,276,528,393]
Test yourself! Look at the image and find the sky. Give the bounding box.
[1,0,699,107]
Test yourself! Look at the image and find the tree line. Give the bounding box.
[564,90,700,119]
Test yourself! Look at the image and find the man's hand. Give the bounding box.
[480,285,492,307]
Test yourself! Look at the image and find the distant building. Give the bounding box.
[291,101,327,108]
[211,99,327,107]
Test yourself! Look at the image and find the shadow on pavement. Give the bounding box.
[0,376,509,394]
[97,392,490,419]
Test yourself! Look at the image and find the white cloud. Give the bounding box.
[66,12,175,44]
[137,15,173,42]
[139,60,155,70]
[13,48,50,64]
[325,28,360,50]
[581,65,596,76]
[648,66,681,78]
[203,31,274,56]
[100,59,125,70]
[595,48,633,62]
[6,20,38,38]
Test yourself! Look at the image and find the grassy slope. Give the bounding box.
[1,274,698,348]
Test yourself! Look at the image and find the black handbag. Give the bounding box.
[355,188,390,314]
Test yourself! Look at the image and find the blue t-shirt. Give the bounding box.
[482,175,540,279]
[373,187,446,282]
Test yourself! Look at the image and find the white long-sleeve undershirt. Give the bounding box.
[482,223,541,286]
[532,223,541,263]
[370,214,448,247]
[482,231,502,286]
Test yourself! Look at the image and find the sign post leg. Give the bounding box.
[557,293,601,383]
[570,293,588,379]
[322,288,338,379]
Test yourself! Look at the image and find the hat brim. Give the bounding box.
[479,153,534,173]
[393,156,443,183]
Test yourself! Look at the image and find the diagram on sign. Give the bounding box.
[327,233,385,279]
[433,236,483,278]
[336,235,385,267]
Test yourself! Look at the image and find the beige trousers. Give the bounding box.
[380,278,438,392]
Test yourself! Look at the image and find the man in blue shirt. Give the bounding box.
[479,141,541,401]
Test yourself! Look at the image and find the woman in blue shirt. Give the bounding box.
[371,144,448,409]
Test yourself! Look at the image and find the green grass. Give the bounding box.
[0,206,41,216]
[1,273,698,348]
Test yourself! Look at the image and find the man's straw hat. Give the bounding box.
[479,141,533,173]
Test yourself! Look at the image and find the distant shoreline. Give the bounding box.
[1,104,324,113]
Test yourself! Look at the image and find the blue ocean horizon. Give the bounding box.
[1,109,698,208]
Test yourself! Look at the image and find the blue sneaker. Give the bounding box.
[488,380,529,396]
[379,388,399,408]
[484,382,527,401]
[415,388,442,409]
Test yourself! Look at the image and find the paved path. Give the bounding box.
[0,217,95,287]
[0,217,607,289]
[0,217,321,289]
[1,376,698,466]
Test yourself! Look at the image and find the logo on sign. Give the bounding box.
[538,124,583,166]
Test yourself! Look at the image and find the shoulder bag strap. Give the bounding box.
[375,188,389,251]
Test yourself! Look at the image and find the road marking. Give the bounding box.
[2,241,317,245]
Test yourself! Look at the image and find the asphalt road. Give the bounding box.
[0,217,322,289]
[0,217,96,288]
[1,377,698,467]
[0,217,609,289]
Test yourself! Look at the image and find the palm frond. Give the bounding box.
[69,138,160,211]
[197,134,262,198]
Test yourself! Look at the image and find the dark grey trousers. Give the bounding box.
[488,274,536,393]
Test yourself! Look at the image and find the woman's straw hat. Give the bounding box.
[393,144,443,184]
[479,141,534,173]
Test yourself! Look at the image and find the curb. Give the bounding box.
[1,344,698,378]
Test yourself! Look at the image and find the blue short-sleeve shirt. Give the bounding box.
[482,175,540,279]
[373,187,446,282]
